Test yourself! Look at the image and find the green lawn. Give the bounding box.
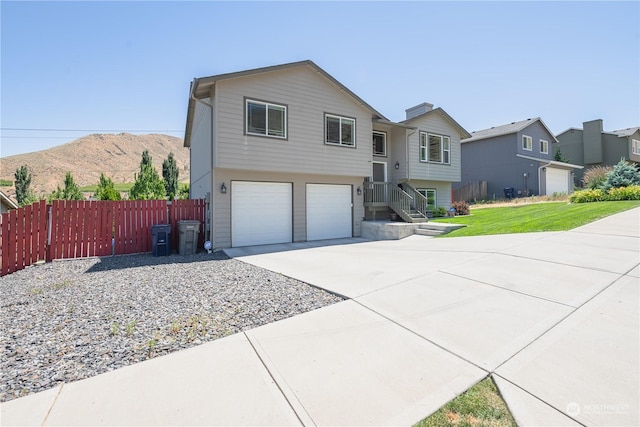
[415,377,516,427]
[432,201,640,237]
[79,182,134,192]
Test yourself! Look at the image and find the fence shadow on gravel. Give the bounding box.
[83,252,229,273]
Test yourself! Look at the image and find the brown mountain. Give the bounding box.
[0,133,189,199]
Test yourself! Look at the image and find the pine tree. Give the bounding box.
[129,151,165,200]
[14,165,37,206]
[554,148,570,163]
[48,172,84,201]
[94,173,122,201]
[162,152,179,199]
[602,158,640,191]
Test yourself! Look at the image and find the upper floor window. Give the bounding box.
[326,114,355,147]
[540,139,549,154]
[246,99,286,138]
[373,131,387,156]
[420,132,451,164]
[522,135,532,151]
[633,139,640,155]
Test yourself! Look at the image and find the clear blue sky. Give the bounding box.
[1,1,638,157]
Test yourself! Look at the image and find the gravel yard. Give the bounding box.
[0,252,344,403]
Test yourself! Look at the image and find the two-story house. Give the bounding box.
[457,118,582,200]
[184,60,469,249]
[555,119,640,185]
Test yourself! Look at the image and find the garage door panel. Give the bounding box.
[307,184,352,241]
[546,168,570,195]
[232,182,292,247]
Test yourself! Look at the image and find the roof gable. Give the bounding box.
[463,117,557,143]
[185,60,388,147]
[401,107,471,139]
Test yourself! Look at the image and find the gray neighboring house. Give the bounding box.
[184,60,469,249]
[555,119,640,185]
[457,117,582,200]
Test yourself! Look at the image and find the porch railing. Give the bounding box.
[401,184,430,218]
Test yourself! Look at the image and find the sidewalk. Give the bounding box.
[2,208,638,426]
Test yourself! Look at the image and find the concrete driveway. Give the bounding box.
[2,207,638,426]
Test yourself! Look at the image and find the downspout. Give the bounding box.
[538,160,552,196]
[189,81,215,245]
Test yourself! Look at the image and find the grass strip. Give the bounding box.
[415,376,516,427]
[432,201,640,237]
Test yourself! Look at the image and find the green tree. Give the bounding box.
[177,183,190,200]
[14,165,37,206]
[162,152,179,199]
[48,172,84,201]
[94,173,122,200]
[129,151,165,200]
[554,148,570,163]
[602,158,640,191]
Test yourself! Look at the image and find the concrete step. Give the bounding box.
[414,222,466,236]
[414,228,442,237]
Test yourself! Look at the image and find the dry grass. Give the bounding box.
[470,194,570,209]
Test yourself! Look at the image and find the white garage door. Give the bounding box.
[232,181,292,247]
[546,168,570,195]
[306,184,352,241]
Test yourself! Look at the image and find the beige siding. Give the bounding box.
[409,180,453,208]
[405,112,462,182]
[189,98,213,199]
[214,65,372,177]
[211,169,363,249]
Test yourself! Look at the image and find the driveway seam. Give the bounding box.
[40,384,63,427]
[352,299,490,374]
[243,331,312,427]
[493,373,588,427]
[493,270,629,373]
[438,270,579,309]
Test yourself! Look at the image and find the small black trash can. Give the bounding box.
[504,187,515,199]
[151,224,172,256]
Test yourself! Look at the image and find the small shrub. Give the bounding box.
[569,189,605,203]
[432,207,447,217]
[451,200,470,215]
[582,165,612,189]
[606,185,640,201]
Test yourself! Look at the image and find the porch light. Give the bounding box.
[356,186,362,195]
[395,161,400,169]
[220,182,227,194]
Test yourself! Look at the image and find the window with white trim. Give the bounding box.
[540,139,549,154]
[417,188,437,210]
[419,132,451,164]
[373,131,386,156]
[325,114,355,147]
[246,99,286,138]
[522,135,532,151]
[632,139,640,155]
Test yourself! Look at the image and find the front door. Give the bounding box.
[373,162,386,182]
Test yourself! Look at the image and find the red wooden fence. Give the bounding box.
[0,199,206,276]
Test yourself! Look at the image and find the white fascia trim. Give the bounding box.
[516,154,584,169]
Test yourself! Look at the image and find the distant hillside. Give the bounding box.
[0,133,189,199]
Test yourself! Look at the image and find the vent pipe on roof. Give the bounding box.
[405,102,433,120]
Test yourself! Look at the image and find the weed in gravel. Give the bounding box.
[146,338,157,358]
[30,287,43,295]
[169,320,181,335]
[54,280,73,290]
[125,320,136,337]
[110,322,120,336]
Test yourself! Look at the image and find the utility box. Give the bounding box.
[151,224,172,256]
[178,220,200,255]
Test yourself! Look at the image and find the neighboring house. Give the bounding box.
[457,117,582,200]
[555,120,640,185]
[0,191,19,214]
[184,60,469,249]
